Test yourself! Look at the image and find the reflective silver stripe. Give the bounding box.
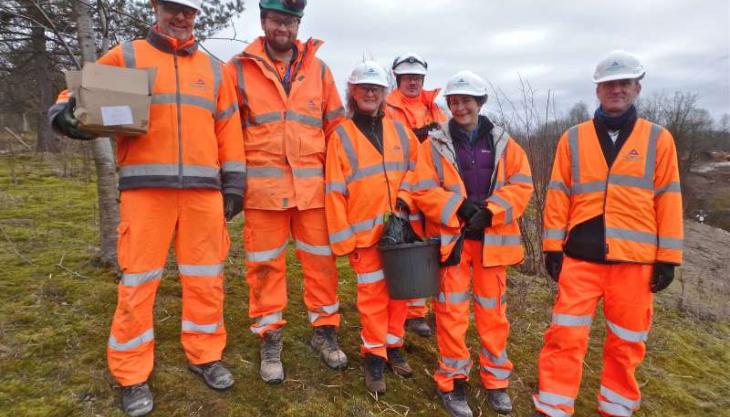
[349,161,404,182]
[481,347,509,366]
[508,173,532,184]
[548,180,570,195]
[295,240,332,256]
[534,402,571,417]
[441,194,462,225]
[179,263,224,277]
[352,215,385,233]
[152,94,216,113]
[409,213,423,222]
[598,400,633,417]
[246,241,288,262]
[601,385,641,409]
[252,311,283,333]
[308,311,319,323]
[249,111,283,126]
[414,178,439,191]
[385,333,402,345]
[182,320,221,334]
[209,55,221,106]
[119,163,218,178]
[248,166,284,178]
[399,180,413,192]
[336,125,359,178]
[121,42,136,68]
[606,320,649,343]
[441,233,460,246]
[394,121,410,168]
[552,313,593,327]
[543,228,566,240]
[286,110,322,128]
[214,103,238,121]
[658,237,683,250]
[608,174,652,190]
[480,365,511,380]
[487,194,513,223]
[320,302,340,314]
[574,181,606,194]
[361,335,384,349]
[407,298,427,307]
[473,294,506,308]
[235,59,246,99]
[605,228,657,246]
[222,161,246,173]
[326,181,347,195]
[538,390,575,407]
[121,268,163,286]
[292,166,324,178]
[308,302,339,323]
[430,142,445,183]
[357,270,385,284]
[329,227,354,244]
[324,107,345,121]
[108,328,154,351]
[441,356,471,370]
[655,181,681,196]
[484,234,521,246]
[437,291,470,304]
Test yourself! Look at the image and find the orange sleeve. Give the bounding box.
[654,129,683,264]
[215,63,246,196]
[320,62,346,137]
[411,140,464,229]
[542,131,573,252]
[324,129,355,256]
[485,139,534,226]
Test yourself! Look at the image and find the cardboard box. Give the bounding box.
[65,62,155,136]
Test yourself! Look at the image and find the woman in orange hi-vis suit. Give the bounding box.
[531,51,683,417]
[325,61,419,395]
[409,70,533,417]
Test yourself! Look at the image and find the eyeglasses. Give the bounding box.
[159,1,198,18]
[392,55,428,70]
[355,85,385,95]
[266,15,300,29]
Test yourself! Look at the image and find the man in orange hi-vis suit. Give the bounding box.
[225,0,347,385]
[385,52,447,338]
[531,50,683,417]
[49,0,245,415]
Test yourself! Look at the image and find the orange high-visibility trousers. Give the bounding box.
[244,208,340,335]
[348,245,408,359]
[433,239,513,392]
[406,298,429,319]
[533,256,653,417]
[108,188,230,386]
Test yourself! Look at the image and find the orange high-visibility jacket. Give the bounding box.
[543,118,683,264]
[325,118,419,256]
[226,37,346,210]
[385,89,446,131]
[410,121,534,266]
[50,29,246,195]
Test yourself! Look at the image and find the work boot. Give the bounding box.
[363,353,386,395]
[260,328,284,384]
[188,360,234,390]
[310,325,348,369]
[386,347,413,378]
[405,317,433,337]
[486,388,513,414]
[121,382,153,417]
[438,379,473,417]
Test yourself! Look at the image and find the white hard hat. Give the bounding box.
[347,61,389,87]
[162,0,202,11]
[443,70,488,97]
[592,50,645,83]
[392,53,428,76]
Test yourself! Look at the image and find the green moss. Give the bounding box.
[1,153,729,416]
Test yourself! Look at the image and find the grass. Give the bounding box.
[1,151,729,417]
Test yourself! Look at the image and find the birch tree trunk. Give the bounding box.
[74,0,119,266]
[31,23,60,153]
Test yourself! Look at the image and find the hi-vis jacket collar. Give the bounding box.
[147,26,199,56]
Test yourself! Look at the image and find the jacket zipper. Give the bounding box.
[174,51,183,187]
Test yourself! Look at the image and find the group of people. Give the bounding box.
[48,1,684,417]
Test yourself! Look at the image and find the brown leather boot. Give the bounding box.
[387,347,413,378]
[363,353,386,394]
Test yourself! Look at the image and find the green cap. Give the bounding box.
[259,0,306,17]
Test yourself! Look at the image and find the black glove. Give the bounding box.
[412,122,439,141]
[223,193,243,221]
[466,208,492,231]
[396,197,410,214]
[53,97,96,140]
[457,199,479,221]
[544,251,564,282]
[650,262,675,293]
[441,232,465,267]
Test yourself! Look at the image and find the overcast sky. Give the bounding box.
[204,0,730,123]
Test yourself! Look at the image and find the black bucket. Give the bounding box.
[377,239,441,299]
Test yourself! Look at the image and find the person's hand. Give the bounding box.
[223,193,243,221]
[650,262,675,293]
[466,208,492,231]
[457,199,479,221]
[544,251,564,282]
[54,97,96,140]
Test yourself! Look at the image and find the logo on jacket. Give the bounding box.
[624,148,641,161]
[191,78,207,89]
[307,99,318,110]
